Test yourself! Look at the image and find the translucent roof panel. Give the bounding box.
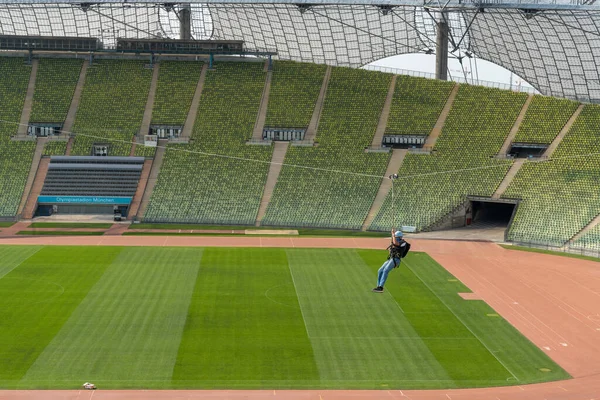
[1,3,600,101]
[464,9,600,102]
[209,5,423,66]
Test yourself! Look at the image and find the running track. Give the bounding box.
[0,236,598,400]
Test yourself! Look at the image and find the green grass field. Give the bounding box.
[17,231,106,236]
[128,224,388,237]
[28,223,113,229]
[0,246,569,389]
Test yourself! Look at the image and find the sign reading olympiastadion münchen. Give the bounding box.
[37,196,132,205]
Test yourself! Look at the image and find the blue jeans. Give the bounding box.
[377,257,400,288]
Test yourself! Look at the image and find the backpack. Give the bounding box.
[399,241,411,258]
[388,240,411,260]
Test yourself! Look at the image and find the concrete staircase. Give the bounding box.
[252,70,273,140]
[569,213,600,245]
[305,66,332,142]
[17,59,39,137]
[126,159,152,220]
[361,149,408,231]
[21,157,50,219]
[182,63,208,139]
[543,104,585,158]
[492,158,525,199]
[65,137,74,156]
[0,221,31,237]
[136,139,167,220]
[255,142,289,226]
[129,136,137,156]
[17,137,47,217]
[104,224,130,236]
[370,75,397,149]
[424,83,459,149]
[63,60,88,134]
[499,94,534,155]
[139,63,160,139]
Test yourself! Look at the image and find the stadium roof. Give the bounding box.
[1,0,600,102]
[4,0,600,9]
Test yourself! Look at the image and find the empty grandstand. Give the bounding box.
[0,58,36,218]
[143,62,273,225]
[503,104,600,247]
[70,59,152,157]
[385,76,455,139]
[369,85,527,232]
[0,53,598,249]
[262,67,391,229]
[0,0,599,253]
[36,156,144,217]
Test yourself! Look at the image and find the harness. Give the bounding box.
[387,239,410,267]
[387,242,403,267]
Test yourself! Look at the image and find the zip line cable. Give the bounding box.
[2,118,600,183]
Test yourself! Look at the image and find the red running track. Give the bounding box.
[0,236,599,400]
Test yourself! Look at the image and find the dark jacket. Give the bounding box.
[388,240,410,263]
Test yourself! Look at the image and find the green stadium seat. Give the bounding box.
[262,67,392,229]
[503,104,600,246]
[386,75,455,136]
[144,62,272,224]
[370,84,527,231]
[513,95,579,144]
[265,60,327,128]
[0,58,36,217]
[70,59,152,156]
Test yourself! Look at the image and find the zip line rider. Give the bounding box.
[372,229,410,293]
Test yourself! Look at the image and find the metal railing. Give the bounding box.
[510,240,600,259]
[364,64,539,94]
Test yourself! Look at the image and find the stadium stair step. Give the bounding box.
[138,62,160,140]
[64,137,74,156]
[129,135,137,156]
[21,155,50,219]
[0,221,31,237]
[127,159,152,220]
[137,139,167,220]
[362,148,408,231]
[370,74,397,149]
[567,212,600,248]
[305,65,332,142]
[181,63,208,139]
[492,158,525,199]
[62,60,89,135]
[423,82,459,149]
[252,68,272,140]
[17,59,39,137]
[499,93,534,155]
[543,104,584,157]
[255,141,289,226]
[103,223,129,235]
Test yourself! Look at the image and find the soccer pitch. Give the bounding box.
[0,245,569,389]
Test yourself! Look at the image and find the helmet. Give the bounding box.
[394,231,403,238]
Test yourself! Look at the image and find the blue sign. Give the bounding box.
[37,196,132,205]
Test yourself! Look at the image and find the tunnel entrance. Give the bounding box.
[468,200,516,229]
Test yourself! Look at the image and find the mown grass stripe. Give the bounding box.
[0,246,42,279]
[22,247,202,385]
[0,245,571,390]
[358,250,513,383]
[172,248,319,384]
[0,246,122,383]
[405,256,517,381]
[287,248,451,383]
[402,254,569,384]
